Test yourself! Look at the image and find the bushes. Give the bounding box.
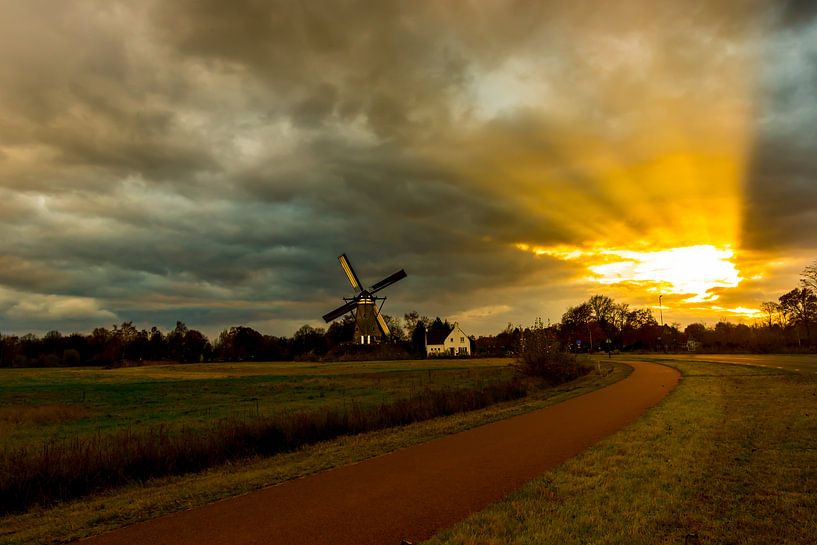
[0,379,526,515]
[519,318,590,383]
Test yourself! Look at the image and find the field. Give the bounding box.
[7,355,811,545]
[0,357,628,544]
[427,354,817,545]
[0,358,517,450]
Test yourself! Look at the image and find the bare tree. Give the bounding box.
[759,301,780,328]
[802,260,817,292]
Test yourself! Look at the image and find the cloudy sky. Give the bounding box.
[1,0,816,337]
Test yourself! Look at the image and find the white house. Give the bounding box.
[425,322,472,357]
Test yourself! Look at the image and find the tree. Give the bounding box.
[426,317,451,340]
[216,326,264,361]
[587,294,615,334]
[147,327,166,360]
[410,321,426,355]
[292,324,326,357]
[118,321,139,362]
[779,287,817,343]
[383,314,404,341]
[519,318,586,383]
[802,261,817,292]
[166,321,189,361]
[759,301,780,328]
[324,315,355,349]
[403,311,420,336]
[560,303,592,350]
[684,323,708,343]
[183,329,211,362]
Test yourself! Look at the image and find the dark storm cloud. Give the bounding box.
[779,0,817,28]
[743,14,817,252]
[1,0,815,335]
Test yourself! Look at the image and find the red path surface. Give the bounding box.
[82,361,679,545]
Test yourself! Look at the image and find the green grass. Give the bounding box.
[426,355,817,545]
[0,359,515,449]
[0,359,628,545]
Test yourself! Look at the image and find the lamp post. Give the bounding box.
[659,294,664,327]
[658,294,664,353]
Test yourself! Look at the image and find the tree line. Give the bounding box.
[689,260,817,352]
[0,311,453,368]
[1,261,814,367]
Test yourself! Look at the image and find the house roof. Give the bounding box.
[426,326,453,345]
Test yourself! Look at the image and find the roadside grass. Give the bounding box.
[0,359,515,449]
[426,357,817,545]
[0,360,628,545]
[1,379,528,514]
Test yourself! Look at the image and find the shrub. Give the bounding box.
[519,318,590,383]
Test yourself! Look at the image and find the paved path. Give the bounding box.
[83,361,679,545]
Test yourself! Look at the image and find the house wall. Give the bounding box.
[426,343,446,356]
[444,324,471,356]
[425,322,472,357]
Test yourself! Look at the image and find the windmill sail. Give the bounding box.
[322,254,407,344]
[373,305,391,337]
[369,269,407,294]
[322,300,358,323]
[338,254,362,292]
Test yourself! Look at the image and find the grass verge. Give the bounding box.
[0,359,517,450]
[425,357,817,545]
[1,380,528,514]
[0,360,627,545]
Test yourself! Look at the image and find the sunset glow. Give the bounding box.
[0,2,816,336]
[516,244,742,303]
[589,246,741,302]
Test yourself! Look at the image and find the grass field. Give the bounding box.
[1,358,532,515]
[427,354,817,545]
[0,358,516,449]
[0,358,627,545]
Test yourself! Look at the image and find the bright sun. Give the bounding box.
[515,243,742,303]
[587,245,740,302]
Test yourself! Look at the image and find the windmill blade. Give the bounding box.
[373,305,391,337]
[338,254,363,292]
[369,269,407,294]
[322,300,358,323]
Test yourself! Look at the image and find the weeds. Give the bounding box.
[0,404,92,425]
[0,379,526,514]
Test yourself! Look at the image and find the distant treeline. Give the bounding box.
[537,261,817,354]
[2,263,815,367]
[0,314,446,368]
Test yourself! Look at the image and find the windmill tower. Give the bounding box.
[322,254,407,344]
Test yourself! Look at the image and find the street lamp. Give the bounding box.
[658,294,664,327]
[658,294,664,353]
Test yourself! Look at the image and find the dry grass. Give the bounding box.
[0,358,518,452]
[0,404,93,438]
[1,381,527,514]
[0,404,93,426]
[0,361,629,545]
[426,357,817,545]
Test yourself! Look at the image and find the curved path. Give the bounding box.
[83,361,679,545]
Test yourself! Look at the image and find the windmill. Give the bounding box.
[322,254,407,344]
